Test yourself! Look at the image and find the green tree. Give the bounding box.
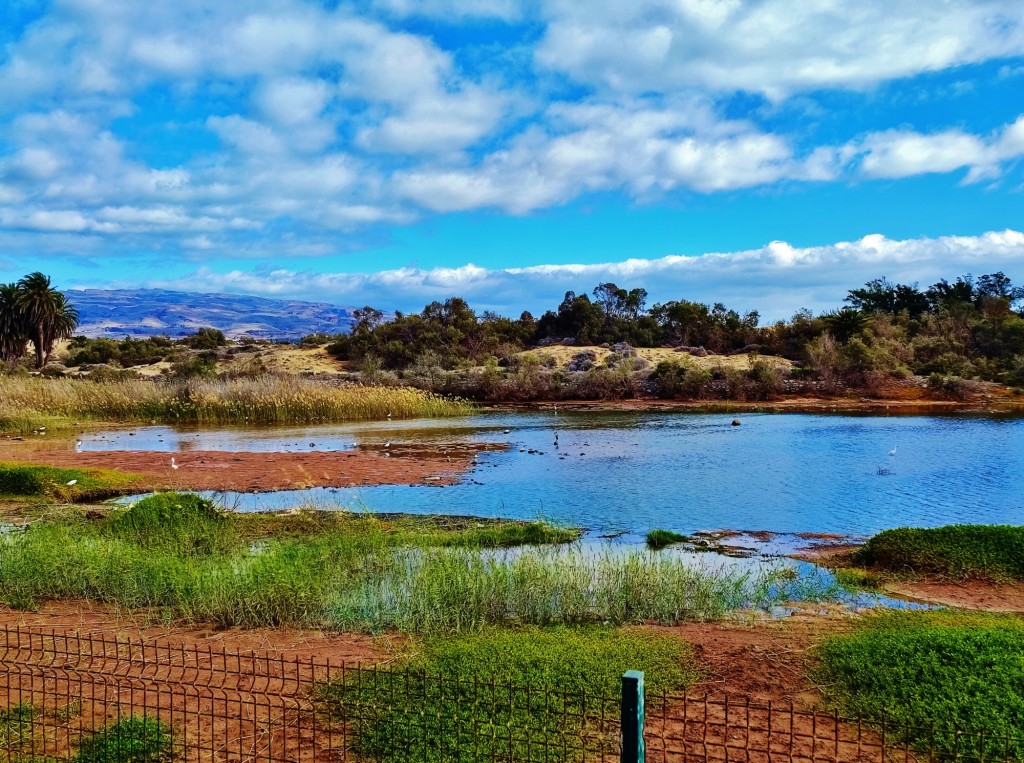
[0,283,30,365]
[15,272,79,368]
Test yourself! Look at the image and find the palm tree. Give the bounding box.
[15,272,79,368]
[822,308,867,344]
[0,282,29,365]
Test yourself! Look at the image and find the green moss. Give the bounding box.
[815,611,1024,761]
[322,626,696,762]
[855,524,1024,581]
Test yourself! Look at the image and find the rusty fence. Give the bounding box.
[0,626,1019,762]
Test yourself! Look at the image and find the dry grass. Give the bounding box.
[0,376,473,430]
[521,345,794,371]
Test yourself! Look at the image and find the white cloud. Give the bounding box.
[146,230,1024,319]
[536,0,1024,97]
[256,77,331,127]
[371,0,524,22]
[853,113,1024,181]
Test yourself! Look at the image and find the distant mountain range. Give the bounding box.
[66,288,361,342]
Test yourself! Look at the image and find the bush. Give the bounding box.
[105,493,238,556]
[854,525,1024,580]
[180,327,227,350]
[168,355,218,380]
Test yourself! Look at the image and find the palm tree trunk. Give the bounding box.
[34,327,45,368]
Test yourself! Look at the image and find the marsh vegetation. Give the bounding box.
[0,493,837,632]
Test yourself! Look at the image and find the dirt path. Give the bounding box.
[0,441,503,492]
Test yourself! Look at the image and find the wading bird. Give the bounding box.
[888,446,897,456]
[171,457,180,470]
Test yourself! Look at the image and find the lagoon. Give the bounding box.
[105,410,1024,537]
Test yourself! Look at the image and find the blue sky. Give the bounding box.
[1,0,1024,319]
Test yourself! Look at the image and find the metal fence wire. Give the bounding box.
[0,626,1020,763]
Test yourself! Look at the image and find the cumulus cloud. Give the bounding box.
[0,0,1023,268]
[536,0,1024,98]
[852,114,1024,182]
[144,230,1024,319]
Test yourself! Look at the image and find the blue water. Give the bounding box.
[106,411,1024,536]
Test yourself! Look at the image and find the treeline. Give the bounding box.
[316,273,1024,399]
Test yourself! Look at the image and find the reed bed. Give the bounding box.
[0,494,840,632]
[0,376,473,430]
[329,547,840,633]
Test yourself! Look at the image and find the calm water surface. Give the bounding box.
[105,411,1024,536]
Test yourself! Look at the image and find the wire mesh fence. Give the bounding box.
[0,626,1020,762]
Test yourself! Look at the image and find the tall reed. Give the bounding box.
[0,376,473,430]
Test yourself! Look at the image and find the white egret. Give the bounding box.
[66,479,77,486]
[171,457,180,470]
[888,446,897,456]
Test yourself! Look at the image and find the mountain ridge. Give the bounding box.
[66,288,361,341]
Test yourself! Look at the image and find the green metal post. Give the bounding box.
[621,670,645,763]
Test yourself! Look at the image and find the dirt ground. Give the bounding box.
[0,600,394,664]
[881,579,1024,611]
[0,601,838,704]
[0,440,503,492]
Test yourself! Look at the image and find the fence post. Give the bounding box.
[621,670,645,763]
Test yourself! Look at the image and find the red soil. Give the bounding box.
[0,440,503,492]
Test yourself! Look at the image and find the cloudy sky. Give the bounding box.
[1,0,1024,319]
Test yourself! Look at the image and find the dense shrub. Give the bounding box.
[854,524,1024,580]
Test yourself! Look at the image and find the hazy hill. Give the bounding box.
[67,288,360,342]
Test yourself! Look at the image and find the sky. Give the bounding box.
[1,0,1024,320]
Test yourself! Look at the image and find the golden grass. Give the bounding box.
[522,345,794,371]
[0,376,473,431]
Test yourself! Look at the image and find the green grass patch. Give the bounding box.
[815,611,1024,761]
[105,493,238,556]
[0,462,141,502]
[832,568,881,590]
[646,529,689,549]
[73,717,172,763]
[322,626,695,762]
[854,524,1024,581]
[0,703,35,752]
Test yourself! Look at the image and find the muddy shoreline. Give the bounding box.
[0,441,505,492]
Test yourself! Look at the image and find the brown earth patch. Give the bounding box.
[881,579,1024,612]
[0,440,503,492]
[0,599,396,663]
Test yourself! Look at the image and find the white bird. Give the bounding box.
[66,479,77,486]
[888,446,897,456]
[171,457,180,470]
[75,440,83,450]
[383,441,391,448]
[386,411,392,419]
